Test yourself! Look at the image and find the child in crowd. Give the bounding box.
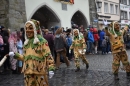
[101,36,107,55]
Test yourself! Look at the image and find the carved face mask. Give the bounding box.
[25,23,34,38]
[74,30,78,36]
[114,22,120,31]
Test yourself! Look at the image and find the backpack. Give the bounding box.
[54,35,66,52]
[102,39,107,47]
[66,36,72,47]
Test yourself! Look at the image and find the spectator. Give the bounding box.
[66,33,73,60]
[43,29,54,56]
[99,29,105,49]
[86,28,94,54]
[20,28,25,44]
[8,32,18,74]
[3,29,10,72]
[101,36,107,55]
[17,31,23,73]
[54,27,70,69]
[93,28,100,54]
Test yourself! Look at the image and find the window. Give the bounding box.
[110,4,114,14]
[121,0,127,5]
[62,3,67,11]
[124,0,127,5]
[121,11,128,19]
[124,11,127,19]
[129,12,130,20]
[97,8,101,12]
[120,0,123,4]
[129,0,130,5]
[115,5,118,14]
[104,3,108,13]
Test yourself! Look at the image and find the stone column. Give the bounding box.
[89,0,98,28]
[0,0,27,30]
[7,0,27,30]
[0,0,8,27]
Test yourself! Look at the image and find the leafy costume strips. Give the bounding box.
[70,29,89,72]
[13,20,55,86]
[105,22,130,80]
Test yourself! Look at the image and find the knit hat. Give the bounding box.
[66,29,71,33]
[24,19,42,45]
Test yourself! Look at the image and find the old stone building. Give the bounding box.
[0,0,26,30]
[0,0,90,30]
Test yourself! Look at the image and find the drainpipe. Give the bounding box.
[119,0,121,27]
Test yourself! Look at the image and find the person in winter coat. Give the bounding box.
[54,27,70,69]
[86,28,94,54]
[99,29,105,49]
[93,28,100,54]
[8,32,18,74]
[101,36,107,54]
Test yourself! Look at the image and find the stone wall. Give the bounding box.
[89,0,98,28]
[0,0,27,31]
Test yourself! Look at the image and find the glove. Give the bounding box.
[83,49,86,53]
[69,49,71,53]
[49,71,54,79]
[9,52,15,57]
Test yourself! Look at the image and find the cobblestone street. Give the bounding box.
[1,50,130,86]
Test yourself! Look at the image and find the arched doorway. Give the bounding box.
[71,10,88,30]
[31,5,61,30]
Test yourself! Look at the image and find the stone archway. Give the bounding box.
[71,10,88,30]
[31,5,61,30]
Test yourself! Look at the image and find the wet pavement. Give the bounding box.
[1,50,130,86]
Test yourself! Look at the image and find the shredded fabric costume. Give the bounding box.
[13,20,55,86]
[105,23,130,75]
[70,29,88,68]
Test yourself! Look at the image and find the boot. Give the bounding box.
[114,74,119,80]
[12,69,17,74]
[86,63,89,69]
[126,72,130,79]
[75,67,80,72]
[18,67,22,74]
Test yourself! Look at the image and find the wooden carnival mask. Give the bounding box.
[114,22,120,31]
[25,23,34,39]
[73,29,78,36]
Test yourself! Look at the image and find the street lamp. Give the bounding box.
[95,0,102,29]
[96,1,102,8]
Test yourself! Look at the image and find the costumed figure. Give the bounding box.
[8,19,55,86]
[69,29,89,72]
[105,21,130,80]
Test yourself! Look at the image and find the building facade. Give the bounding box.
[120,0,130,28]
[97,0,120,29]
[0,0,90,30]
[25,0,90,30]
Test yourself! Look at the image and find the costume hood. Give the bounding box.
[24,19,42,45]
[72,29,82,41]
